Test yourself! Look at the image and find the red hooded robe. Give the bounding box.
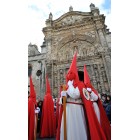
[28,76,36,140]
[56,52,107,140]
[84,65,111,140]
[40,75,55,138]
[55,86,62,130]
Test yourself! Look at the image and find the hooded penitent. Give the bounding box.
[55,85,62,130]
[84,65,111,140]
[28,76,36,140]
[40,75,55,138]
[56,52,107,140]
[66,51,79,88]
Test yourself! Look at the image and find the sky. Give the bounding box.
[28,0,111,52]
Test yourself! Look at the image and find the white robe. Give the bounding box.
[60,84,88,140]
[90,91,100,124]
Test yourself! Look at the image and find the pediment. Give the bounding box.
[53,11,92,28]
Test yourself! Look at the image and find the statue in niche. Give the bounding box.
[73,46,78,54]
[65,51,69,60]
[83,48,87,56]
[104,82,109,92]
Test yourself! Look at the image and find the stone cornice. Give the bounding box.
[28,54,46,62]
[47,54,101,65]
[43,14,105,34]
[52,22,94,33]
[53,11,92,23]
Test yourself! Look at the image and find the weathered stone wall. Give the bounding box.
[28,4,111,99]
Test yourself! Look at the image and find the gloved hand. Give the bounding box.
[61,91,67,97]
[35,107,40,114]
[87,88,92,92]
[68,80,73,86]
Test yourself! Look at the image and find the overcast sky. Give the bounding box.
[28,0,111,52]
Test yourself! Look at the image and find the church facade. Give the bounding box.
[28,4,111,100]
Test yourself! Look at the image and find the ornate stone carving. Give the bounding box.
[29,5,111,98]
[90,3,95,11]
[69,6,73,12]
[49,12,53,20]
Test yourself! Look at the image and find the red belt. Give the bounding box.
[66,101,83,105]
[91,101,97,103]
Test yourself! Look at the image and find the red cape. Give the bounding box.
[40,94,55,138]
[56,86,62,130]
[28,76,36,140]
[56,81,107,140]
[84,65,111,139]
[28,98,35,140]
[90,86,111,140]
[56,105,63,140]
[55,98,60,129]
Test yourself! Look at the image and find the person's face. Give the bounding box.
[107,97,110,101]
[39,102,42,106]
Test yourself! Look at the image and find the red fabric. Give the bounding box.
[46,75,51,94]
[28,98,35,140]
[91,87,111,140]
[56,86,62,130]
[56,82,107,140]
[56,54,108,140]
[29,76,36,104]
[40,75,55,138]
[55,100,60,129]
[77,82,107,140]
[28,76,36,140]
[56,105,63,140]
[66,52,79,89]
[84,65,111,140]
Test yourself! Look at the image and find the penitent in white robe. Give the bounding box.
[60,84,88,140]
[90,91,100,124]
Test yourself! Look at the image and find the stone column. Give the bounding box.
[101,53,111,89]
[90,65,98,89]
[97,28,108,47]
[40,62,43,99]
[97,64,106,94]
[63,68,66,84]
[41,67,44,96]
[57,68,60,97]
[60,69,63,85]
[93,64,101,93]
[51,60,54,96]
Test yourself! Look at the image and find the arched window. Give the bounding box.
[28,64,32,77]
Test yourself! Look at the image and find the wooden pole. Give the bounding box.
[34,113,38,140]
[62,85,67,140]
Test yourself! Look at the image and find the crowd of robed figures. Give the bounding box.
[28,52,111,140]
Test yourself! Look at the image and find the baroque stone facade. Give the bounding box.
[28,4,111,100]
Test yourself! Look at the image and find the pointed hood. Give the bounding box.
[66,51,79,85]
[40,75,55,138]
[84,65,91,86]
[84,65,98,95]
[46,75,51,95]
[29,76,36,104]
